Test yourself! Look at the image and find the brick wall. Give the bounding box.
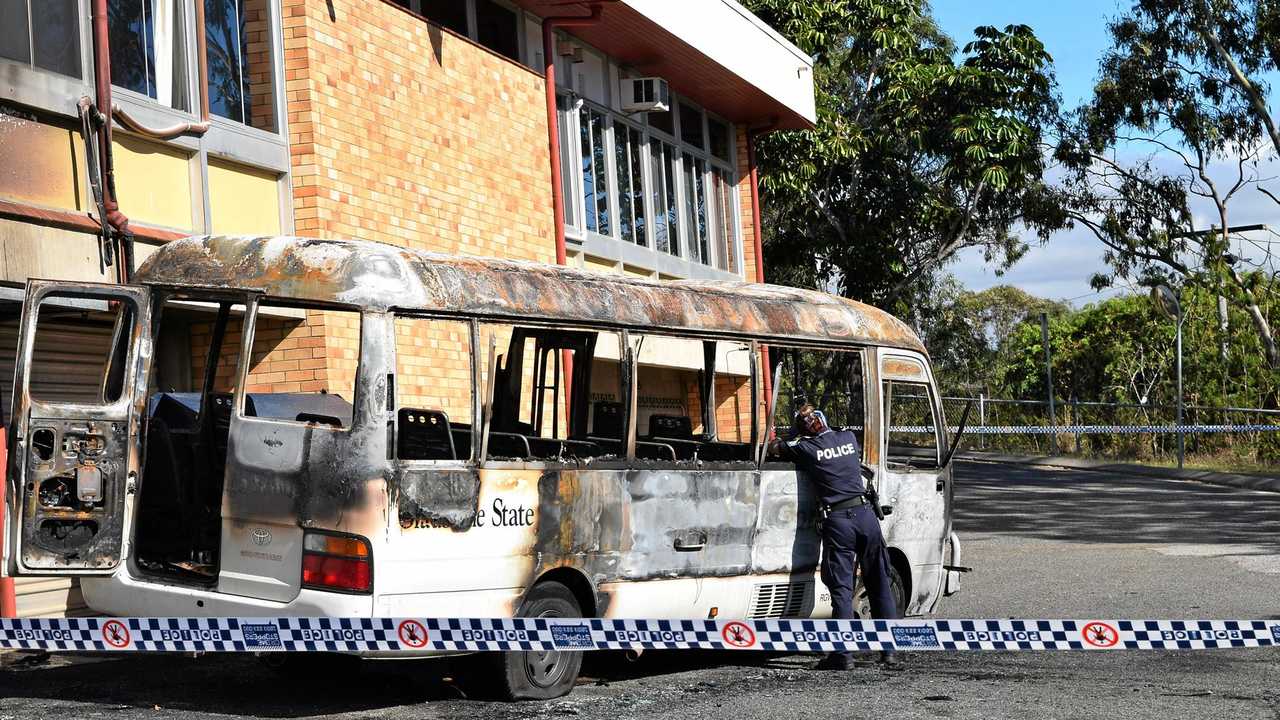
[281,0,555,260]
[736,125,759,284]
[189,310,356,397]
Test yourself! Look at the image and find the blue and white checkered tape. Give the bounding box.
[2,617,1278,653]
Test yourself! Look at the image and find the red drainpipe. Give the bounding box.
[1,432,15,617]
[747,126,774,427]
[90,0,133,283]
[542,4,605,409]
[542,4,605,266]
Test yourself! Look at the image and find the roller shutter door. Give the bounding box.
[0,313,116,618]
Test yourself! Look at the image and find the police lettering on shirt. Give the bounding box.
[783,429,867,507]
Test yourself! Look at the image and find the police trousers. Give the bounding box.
[820,504,898,647]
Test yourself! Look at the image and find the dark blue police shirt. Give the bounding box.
[784,429,866,507]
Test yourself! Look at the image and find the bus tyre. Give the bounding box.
[499,581,584,701]
[855,563,907,619]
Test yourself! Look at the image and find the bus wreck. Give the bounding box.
[4,235,961,698]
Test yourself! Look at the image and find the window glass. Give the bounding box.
[683,156,709,264]
[110,0,191,110]
[884,380,940,468]
[579,105,610,235]
[33,0,80,77]
[679,102,704,149]
[420,0,469,36]
[480,324,621,460]
[557,94,580,230]
[647,108,674,137]
[631,334,754,463]
[0,0,32,67]
[649,139,679,255]
[767,347,867,451]
[614,123,647,246]
[708,117,730,161]
[475,0,519,60]
[1,0,81,77]
[206,0,277,131]
[28,295,134,405]
[710,168,738,273]
[395,316,473,461]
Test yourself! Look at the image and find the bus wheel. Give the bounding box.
[499,581,584,701]
[855,564,907,619]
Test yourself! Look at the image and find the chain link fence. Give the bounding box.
[940,396,1280,468]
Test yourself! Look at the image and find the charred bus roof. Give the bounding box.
[134,235,925,353]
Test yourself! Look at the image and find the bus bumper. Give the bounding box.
[943,531,964,596]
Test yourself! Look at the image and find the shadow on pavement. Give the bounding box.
[0,650,793,716]
[954,460,1280,548]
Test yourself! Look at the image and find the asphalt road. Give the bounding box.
[3,460,1279,719]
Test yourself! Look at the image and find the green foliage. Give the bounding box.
[1055,0,1280,367]
[743,0,1068,314]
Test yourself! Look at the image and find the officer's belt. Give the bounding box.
[823,495,868,513]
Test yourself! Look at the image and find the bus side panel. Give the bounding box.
[752,468,821,574]
[383,466,759,619]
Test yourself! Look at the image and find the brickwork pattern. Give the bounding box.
[281,0,555,260]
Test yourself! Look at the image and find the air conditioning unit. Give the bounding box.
[621,77,670,113]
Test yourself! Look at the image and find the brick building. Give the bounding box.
[0,0,814,615]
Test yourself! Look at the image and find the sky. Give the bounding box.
[932,0,1136,305]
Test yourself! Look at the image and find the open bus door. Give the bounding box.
[4,280,153,576]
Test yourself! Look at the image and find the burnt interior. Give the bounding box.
[133,297,353,585]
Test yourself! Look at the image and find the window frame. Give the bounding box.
[881,377,944,471]
[555,66,745,280]
[230,295,364,432]
[391,313,480,466]
[390,0,525,63]
[760,344,871,470]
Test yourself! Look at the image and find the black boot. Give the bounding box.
[879,649,905,670]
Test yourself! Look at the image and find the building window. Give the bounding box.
[205,0,276,132]
[110,0,191,111]
[710,167,739,274]
[391,0,520,61]
[649,138,679,256]
[579,104,610,236]
[682,155,709,264]
[678,102,704,150]
[708,117,730,162]
[0,0,81,78]
[615,122,646,247]
[475,0,518,61]
[417,0,467,35]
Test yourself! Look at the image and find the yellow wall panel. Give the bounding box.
[584,255,618,274]
[0,115,86,212]
[208,159,282,235]
[112,135,194,230]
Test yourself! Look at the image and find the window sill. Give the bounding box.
[575,231,744,281]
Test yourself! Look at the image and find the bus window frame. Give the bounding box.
[229,294,366,435]
[880,353,945,471]
[758,344,871,471]
[390,312,481,467]
[475,320,631,470]
[624,331,760,470]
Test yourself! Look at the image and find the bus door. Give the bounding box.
[877,350,948,612]
[5,281,153,576]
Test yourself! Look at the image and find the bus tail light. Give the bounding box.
[301,531,372,594]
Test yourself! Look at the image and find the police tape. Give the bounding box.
[892,424,1280,435]
[2,617,1278,653]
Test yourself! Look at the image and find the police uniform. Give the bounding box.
[782,427,898,660]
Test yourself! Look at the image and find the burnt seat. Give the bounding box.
[398,408,456,460]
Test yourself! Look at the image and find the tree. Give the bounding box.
[916,279,1070,395]
[744,0,1068,315]
[1056,0,1280,367]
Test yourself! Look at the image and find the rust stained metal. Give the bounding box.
[134,236,926,353]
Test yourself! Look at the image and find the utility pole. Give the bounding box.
[1151,285,1185,469]
[1041,312,1056,454]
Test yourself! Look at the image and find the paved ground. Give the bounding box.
[3,460,1279,719]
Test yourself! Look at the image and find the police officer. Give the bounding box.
[770,403,903,671]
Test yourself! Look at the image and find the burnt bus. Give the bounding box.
[3,235,962,698]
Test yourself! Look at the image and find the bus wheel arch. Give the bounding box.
[529,566,598,618]
[887,548,912,615]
